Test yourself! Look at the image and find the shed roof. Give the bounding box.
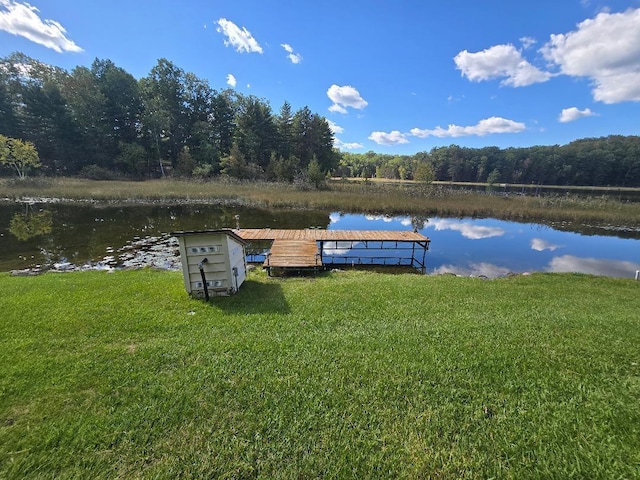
[171,229,247,245]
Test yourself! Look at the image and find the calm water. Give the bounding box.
[330,213,640,279]
[1,203,639,278]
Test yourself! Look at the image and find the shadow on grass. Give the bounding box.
[209,279,291,315]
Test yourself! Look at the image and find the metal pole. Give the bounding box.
[199,258,209,301]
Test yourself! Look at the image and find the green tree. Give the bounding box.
[183,74,218,169]
[0,71,17,137]
[414,161,435,184]
[62,66,110,170]
[9,56,81,174]
[210,89,236,160]
[0,135,41,178]
[486,168,502,192]
[292,107,336,173]
[140,59,188,174]
[175,146,196,177]
[220,142,250,179]
[91,59,142,154]
[306,156,326,189]
[275,101,294,160]
[234,95,276,173]
[268,153,299,182]
[115,142,148,178]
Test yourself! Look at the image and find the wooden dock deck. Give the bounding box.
[264,239,322,273]
[235,229,428,242]
[235,229,430,274]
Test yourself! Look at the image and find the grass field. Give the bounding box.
[1,269,639,478]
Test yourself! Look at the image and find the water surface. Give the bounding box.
[330,213,640,278]
[1,203,639,279]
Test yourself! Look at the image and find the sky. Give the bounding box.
[1,0,640,155]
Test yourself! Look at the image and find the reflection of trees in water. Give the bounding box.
[9,209,53,241]
[410,215,429,232]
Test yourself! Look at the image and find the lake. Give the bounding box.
[1,202,639,279]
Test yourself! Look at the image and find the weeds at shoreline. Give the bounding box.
[1,176,639,227]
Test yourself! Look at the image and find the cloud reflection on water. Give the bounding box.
[364,214,396,222]
[329,213,342,224]
[433,262,511,278]
[547,255,640,278]
[531,238,563,251]
[323,241,360,256]
[426,219,505,240]
[326,213,640,278]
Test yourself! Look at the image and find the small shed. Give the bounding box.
[173,229,247,298]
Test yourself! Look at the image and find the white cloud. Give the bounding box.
[368,130,409,146]
[0,0,82,53]
[547,255,640,278]
[327,84,368,113]
[454,44,551,87]
[558,106,596,123]
[329,103,348,114]
[541,8,640,103]
[327,119,344,134]
[530,238,562,251]
[520,36,537,49]
[334,138,364,150]
[226,73,237,88]
[328,120,363,150]
[216,18,263,54]
[426,219,505,240]
[281,43,302,64]
[410,116,526,138]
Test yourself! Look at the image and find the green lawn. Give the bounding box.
[1,269,639,478]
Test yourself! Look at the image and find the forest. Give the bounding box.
[1,52,639,187]
[0,52,337,182]
[339,137,640,187]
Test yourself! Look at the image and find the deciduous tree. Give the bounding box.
[0,134,41,178]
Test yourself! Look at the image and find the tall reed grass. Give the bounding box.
[1,176,638,227]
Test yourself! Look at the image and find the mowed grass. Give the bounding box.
[1,269,639,478]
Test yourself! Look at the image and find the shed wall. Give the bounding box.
[177,232,246,296]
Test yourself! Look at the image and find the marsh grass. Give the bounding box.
[1,176,639,226]
[1,269,639,478]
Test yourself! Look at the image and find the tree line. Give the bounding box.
[339,137,640,187]
[0,52,337,182]
[1,52,639,188]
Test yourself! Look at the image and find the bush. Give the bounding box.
[192,163,215,179]
[78,164,118,181]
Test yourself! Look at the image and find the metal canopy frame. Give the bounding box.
[319,239,430,273]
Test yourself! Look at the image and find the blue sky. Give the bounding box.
[1,0,639,155]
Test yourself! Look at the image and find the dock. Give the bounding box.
[235,229,430,274]
[265,239,322,272]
